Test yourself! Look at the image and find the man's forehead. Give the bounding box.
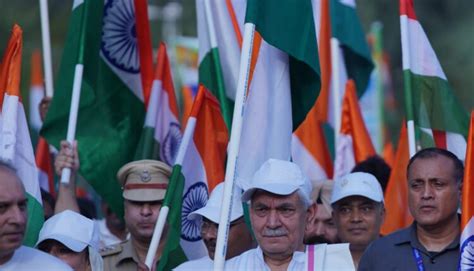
[408,157,456,180]
[251,190,300,204]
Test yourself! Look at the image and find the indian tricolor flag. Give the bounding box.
[135,43,181,165]
[292,0,332,181]
[0,25,44,246]
[237,0,321,181]
[460,111,474,270]
[41,0,146,217]
[400,0,469,159]
[29,50,44,132]
[334,80,375,178]
[197,0,246,128]
[158,85,228,270]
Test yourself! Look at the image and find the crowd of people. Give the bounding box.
[0,140,463,270]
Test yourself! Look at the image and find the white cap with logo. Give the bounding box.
[331,172,384,204]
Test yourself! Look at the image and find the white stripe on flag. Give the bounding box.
[291,135,328,181]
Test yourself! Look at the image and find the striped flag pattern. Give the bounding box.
[0,25,44,246]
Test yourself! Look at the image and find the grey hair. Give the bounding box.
[296,189,312,210]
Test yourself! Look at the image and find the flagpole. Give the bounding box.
[203,0,232,130]
[144,116,197,268]
[213,23,255,271]
[330,38,342,153]
[39,0,54,97]
[400,15,416,157]
[60,0,88,184]
[371,22,384,153]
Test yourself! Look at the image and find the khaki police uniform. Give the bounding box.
[101,159,171,271]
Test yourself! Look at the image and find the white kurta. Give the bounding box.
[0,246,72,271]
[224,246,306,271]
[173,256,213,270]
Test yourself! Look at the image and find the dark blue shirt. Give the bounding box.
[358,223,459,271]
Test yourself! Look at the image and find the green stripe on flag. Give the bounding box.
[330,0,374,96]
[40,0,146,217]
[199,49,234,130]
[24,193,44,246]
[245,0,321,130]
[407,70,469,135]
[134,126,161,160]
[157,164,187,270]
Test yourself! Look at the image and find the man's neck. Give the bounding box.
[263,253,294,271]
[416,217,459,252]
[349,244,366,269]
[131,237,166,264]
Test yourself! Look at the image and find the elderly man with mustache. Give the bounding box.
[226,159,357,271]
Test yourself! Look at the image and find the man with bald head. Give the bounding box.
[0,161,71,270]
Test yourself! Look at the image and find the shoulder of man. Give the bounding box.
[100,240,126,257]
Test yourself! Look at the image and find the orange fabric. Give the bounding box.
[35,137,55,196]
[0,24,23,109]
[191,85,229,191]
[461,111,474,229]
[382,141,395,168]
[247,31,262,94]
[134,0,154,107]
[180,86,194,128]
[225,0,243,48]
[340,80,376,162]
[314,0,332,122]
[155,43,180,118]
[30,50,43,87]
[381,123,413,235]
[294,107,333,178]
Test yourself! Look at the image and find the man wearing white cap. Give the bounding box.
[174,183,255,270]
[0,161,72,271]
[37,210,103,271]
[330,172,385,269]
[224,159,353,270]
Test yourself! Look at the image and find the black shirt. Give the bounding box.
[358,223,459,271]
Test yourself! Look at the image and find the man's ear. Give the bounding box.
[305,203,317,230]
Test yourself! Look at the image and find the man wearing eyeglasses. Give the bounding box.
[174,182,255,270]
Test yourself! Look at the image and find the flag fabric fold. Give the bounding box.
[381,122,412,235]
[196,0,245,128]
[0,24,44,246]
[158,85,229,270]
[40,0,146,217]
[29,50,45,132]
[237,0,321,183]
[135,43,182,166]
[334,79,375,178]
[400,0,469,159]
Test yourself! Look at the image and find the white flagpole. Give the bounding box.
[60,64,83,184]
[144,116,197,268]
[330,38,342,154]
[60,0,89,184]
[39,0,54,97]
[213,23,255,271]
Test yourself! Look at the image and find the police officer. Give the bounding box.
[101,159,171,271]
